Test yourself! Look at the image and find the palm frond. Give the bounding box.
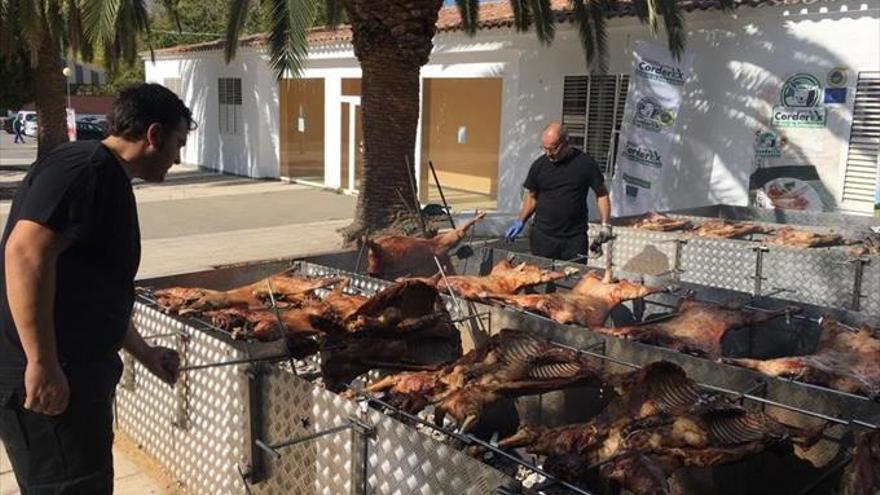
[455,0,479,36]
[17,0,45,51]
[656,0,685,59]
[718,0,736,13]
[590,0,608,72]
[323,0,343,28]
[225,0,252,62]
[528,0,555,44]
[264,0,318,80]
[66,0,95,61]
[509,0,532,32]
[570,0,594,67]
[47,0,66,42]
[82,0,122,44]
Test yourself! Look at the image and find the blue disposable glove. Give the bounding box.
[504,219,525,242]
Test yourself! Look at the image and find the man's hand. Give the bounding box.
[139,346,181,385]
[504,219,525,242]
[589,225,613,254]
[24,360,70,416]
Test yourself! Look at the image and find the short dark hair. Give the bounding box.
[107,83,196,140]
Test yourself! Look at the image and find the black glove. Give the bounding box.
[589,225,613,254]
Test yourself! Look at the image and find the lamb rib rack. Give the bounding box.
[365,211,485,279]
[725,318,880,398]
[594,297,793,359]
[497,361,823,495]
[841,430,880,495]
[360,329,605,431]
[491,271,664,328]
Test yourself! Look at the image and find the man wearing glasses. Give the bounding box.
[504,122,611,260]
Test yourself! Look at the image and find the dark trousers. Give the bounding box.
[0,369,118,494]
[529,227,588,261]
[13,129,25,143]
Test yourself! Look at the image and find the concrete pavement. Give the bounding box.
[0,131,356,493]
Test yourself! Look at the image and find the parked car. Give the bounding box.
[76,120,106,141]
[16,111,38,136]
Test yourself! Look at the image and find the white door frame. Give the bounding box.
[340,96,361,193]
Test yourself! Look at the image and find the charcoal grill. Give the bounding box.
[117,247,879,495]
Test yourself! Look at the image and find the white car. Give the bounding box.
[16,111,38,136]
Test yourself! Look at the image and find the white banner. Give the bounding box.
[611,42,693,217]
[66,108,77,142]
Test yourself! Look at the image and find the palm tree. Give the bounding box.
[0,0,177,157]
[224,0,731,242]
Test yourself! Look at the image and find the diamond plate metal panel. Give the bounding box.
[679,237,757,294]
[762,247,858,311]
[254,367,516,494]
[862,258,880,316]
[116,304,251,495]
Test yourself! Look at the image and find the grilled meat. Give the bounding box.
[841,430,880,495]
[725,318,880,398]
[491,271,663,327]
[630,212,693,232]
[849,233,880,257]
[691,219,771,239]
[203,302,335,341]
[365,212,485,279]
[320,280,462,389]
[152,271,340,314]
[498,361,819,495]
[595,297,792,359]
[404,259,572,299]
[361,329,605,431]
[764,227,847,248]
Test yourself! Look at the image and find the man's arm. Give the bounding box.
[596,186,611,226]
[123,322,180,385]
[4,220,72,416]
[517,190,538,223]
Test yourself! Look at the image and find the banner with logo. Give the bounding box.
[611,42,693,217]
[66,108,77,142]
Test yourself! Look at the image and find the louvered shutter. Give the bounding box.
[561,75,629,174]
[842,72,880,211]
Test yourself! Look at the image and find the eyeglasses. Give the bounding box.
[541,140,566,155]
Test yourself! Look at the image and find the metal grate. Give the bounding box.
[841,72,880,209]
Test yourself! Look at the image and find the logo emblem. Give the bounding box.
[780,74,822,108]
[633,97,676,132]
[827,67,847,88]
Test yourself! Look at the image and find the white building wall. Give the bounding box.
[145,0,879,214]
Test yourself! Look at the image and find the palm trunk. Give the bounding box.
[340,0,443,243]
[343,43,422,240]
[34,28,68,158]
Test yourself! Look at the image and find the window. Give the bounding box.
[218,77,242,135]
[163,77,182,97]
[841,72,880,212]
[561,75,629,176]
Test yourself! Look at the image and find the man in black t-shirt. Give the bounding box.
[0,84,194,494]
[504,122,612,260]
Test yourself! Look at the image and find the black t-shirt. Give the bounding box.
[523,147,605,237]
[0,141,140,389]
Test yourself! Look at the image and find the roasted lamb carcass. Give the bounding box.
[151,271,340,314]
[364,212,485,279]
[320,280,462,389]
[725,318,880,398]
[595,297,792,359]
[841,430,880,495]
[629,212,693,232]
[202,300,337,342]
[691,219,772,239]
[491,271,664,328]
[405,259,573,299]
[497,361,821,495]
[360,329,605,431]
[764,227,848,248]
[849,233,880,257]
